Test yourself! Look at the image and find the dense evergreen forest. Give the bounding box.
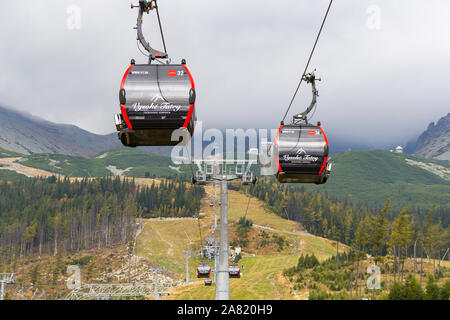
[0,177,203,264]
[137,180,204,218]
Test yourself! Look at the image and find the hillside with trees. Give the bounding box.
[237,178,449,261]
[20,147,186,179]
[0,177,203,266]
[303,150,450,210]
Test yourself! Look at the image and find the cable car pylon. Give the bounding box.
[193,160,256,300]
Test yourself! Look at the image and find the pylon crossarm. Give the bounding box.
[64,282,171,300]
[0,273,15,283]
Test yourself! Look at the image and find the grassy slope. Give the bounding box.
[20,147,185,179]
[304,150,450,209]
[0,169,28,181]
[135,218,202,275]
[0,147,30,181]
[135,185,339,300]
[174,254,300,300]
[0,147,22,158]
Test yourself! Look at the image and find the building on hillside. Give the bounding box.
[394,146,404,154]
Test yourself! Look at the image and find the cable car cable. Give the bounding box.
[183,144,204,249]
[281,0,333,124]
[243,186,252,219]
[155,1,168,55]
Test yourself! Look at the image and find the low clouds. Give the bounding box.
[0,0,449,148]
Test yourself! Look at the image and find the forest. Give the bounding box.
[1,174,447,295]
[236,178,450,269]
[284,252,450,300]
[0,176,203,265]
[136,180,204,218]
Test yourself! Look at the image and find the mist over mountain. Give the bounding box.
[2,105,445,159]
[187,127,391,156]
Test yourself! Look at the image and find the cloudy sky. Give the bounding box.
[0,0,449,148]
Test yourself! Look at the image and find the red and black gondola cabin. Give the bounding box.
[274,123,330,184]
[228,264,241,278]
[197,263,211,278]
[115,61,196,147]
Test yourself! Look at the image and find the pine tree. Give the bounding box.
[353,219,368,300]
[388,282,406,300]
[367,198,391,265]
[440,279,450,300]
[389,208,412,281]
[404,275,423,300]
[423,206,441,277]
[424,275,440,300]
[30,265,41,288]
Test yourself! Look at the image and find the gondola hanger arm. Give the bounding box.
[131,0,168,61]
[293,69,321,123]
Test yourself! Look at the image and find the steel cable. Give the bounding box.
[281,0,333,123]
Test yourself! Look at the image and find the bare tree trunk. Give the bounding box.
[355,254,359,300]
[336,241,339,270]
[420,246,424,287]
[360,269,363,299]
[128,252,132,283]
[358,254,363,299]
[413,240,417,274]
[53,227,58,256]
[399,246,403,282]
[400,260,404,282]
[438,248,442,276]
[433,254,436,277]
[401,247,407,282]
[393,246,397,282]
[350,264,353,300]
[105,221,109,248]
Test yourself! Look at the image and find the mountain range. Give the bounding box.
[0,105,120,157]
[0,105,396,158]
[406,113,449,161]
[305,150,449,211]
[1,104,449,163]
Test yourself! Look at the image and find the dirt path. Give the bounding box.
[153,227,175,256]
[0,157,60,178]
[145,217,197,221]
[253,223,310,236]
[0,158,163,187]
